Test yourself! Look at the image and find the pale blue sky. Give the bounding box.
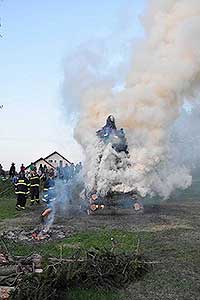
[0,0,145,170]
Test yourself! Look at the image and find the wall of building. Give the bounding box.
[46,153,71,169]
[34,159,53,170]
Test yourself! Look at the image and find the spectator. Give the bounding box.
[30,162,36,171]
[0,164,3,175]
[75,162,82,174]
[20,164,26,173]
[25,170,31,180]
[12,174,18,184]
[69,163,75,179]
[43,165,48,174]
[0,164,5,178]
[63,164,70,181]
[38,164,44,175]
[9,163,16,178]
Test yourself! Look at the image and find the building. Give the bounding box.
[26,151,71,170]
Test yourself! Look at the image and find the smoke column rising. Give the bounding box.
[63,0,200,198]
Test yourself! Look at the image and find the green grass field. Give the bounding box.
[0,179,20,219]
[1,228,150,258]
[1,178,200,299]
[0,180,143,300]
[0,195,21,219]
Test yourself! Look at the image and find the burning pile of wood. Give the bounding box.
[31,228,50,241]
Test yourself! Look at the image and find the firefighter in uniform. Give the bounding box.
[41,170,56,224]
[15,172,30,210]
[30,170,40,205]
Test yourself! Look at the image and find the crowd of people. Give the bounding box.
[0,161,82,214]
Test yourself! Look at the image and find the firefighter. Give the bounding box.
[15,172,30,210]
[30,170,40,205]
[41,170,56,225]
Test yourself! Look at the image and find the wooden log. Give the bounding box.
[0,286,15,300]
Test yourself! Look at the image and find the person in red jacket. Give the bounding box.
[20,164,26,173]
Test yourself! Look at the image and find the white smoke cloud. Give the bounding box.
[63,0,200,199]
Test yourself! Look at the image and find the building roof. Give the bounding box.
[25,158,56,170]
[44,151,71,164]
[25,151,71,170]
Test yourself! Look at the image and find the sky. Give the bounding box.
[0,0,146,170]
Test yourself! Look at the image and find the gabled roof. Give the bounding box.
[44,151,71,164]
[25,158,56,170]
[25,151,71,170]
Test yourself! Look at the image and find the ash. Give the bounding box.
[1,225,74,243]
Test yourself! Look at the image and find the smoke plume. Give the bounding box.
[63,0,200,199]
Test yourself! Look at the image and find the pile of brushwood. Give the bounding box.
[10,248,150,300]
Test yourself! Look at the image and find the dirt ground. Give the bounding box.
[0,200,198,233]
[1,200,200,300]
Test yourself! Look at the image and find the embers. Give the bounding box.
[32,228,50,241]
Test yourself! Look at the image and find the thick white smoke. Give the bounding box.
[63,0,200,199]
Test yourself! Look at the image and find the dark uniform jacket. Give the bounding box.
[30,174,40,188]
[43,178,56,203]
[15,178,30,195]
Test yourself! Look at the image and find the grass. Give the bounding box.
[0,179,39,220]
[0,178,20,219]
[1,229,152,258]
[4,225,200,300]
[67,289,122,300]
[2,226,200,300]
[0,177,14,195]
[2,223,196,264]
[0,195,21,219]
[2,229,148,300]
[1,174,200,299]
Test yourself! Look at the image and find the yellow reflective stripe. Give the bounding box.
[44,188,48,191]
[15,191,27,194]
[30,184,39,187]
[31,176,39,180]
[15,182,28,186]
